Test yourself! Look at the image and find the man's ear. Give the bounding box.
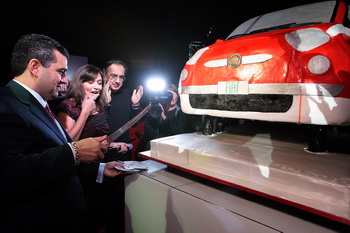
[28,59,41,78]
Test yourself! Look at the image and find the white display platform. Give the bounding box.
[139,123,350,225]
[125,161,348,232]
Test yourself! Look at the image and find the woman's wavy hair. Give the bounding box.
[65,64,109,111]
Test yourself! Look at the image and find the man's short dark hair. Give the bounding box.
[103,59,128,75]
[11,34,69,77]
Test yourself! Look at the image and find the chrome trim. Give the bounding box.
[242,54,273,64]
[180,83,343,97]
[204,54,273,68]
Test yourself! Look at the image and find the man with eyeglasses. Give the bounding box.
[104,59,143,156]
[100,59,143,233]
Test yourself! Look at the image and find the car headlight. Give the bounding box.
[285,28,330,52]
[308,55,330,75]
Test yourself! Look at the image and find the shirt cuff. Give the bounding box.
[96,163,105,183]
[131,102,140,110]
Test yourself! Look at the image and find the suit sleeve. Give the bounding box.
[0,96,78,197]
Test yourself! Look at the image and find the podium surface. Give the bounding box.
[138,122,350,226]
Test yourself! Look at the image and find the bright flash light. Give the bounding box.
[146,77,166,92]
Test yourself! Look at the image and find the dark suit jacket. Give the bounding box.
[0,80,99,233]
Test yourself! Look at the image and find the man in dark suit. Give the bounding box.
[94,60,144,233]
[0,34,123,233]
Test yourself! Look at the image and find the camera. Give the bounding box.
[148,91,173,118]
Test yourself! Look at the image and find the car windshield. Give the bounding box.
[227,1,337,39]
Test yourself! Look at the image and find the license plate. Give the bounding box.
[218,81,248,94]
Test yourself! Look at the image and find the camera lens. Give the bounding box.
[149,104,162,118]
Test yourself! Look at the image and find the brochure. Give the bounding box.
[115,161,148,173]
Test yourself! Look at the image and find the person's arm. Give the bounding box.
[57,97,95,141]
[131,85,143,106]
[130,85,144,118]
[0,96,109,199]
[57,111,89,141]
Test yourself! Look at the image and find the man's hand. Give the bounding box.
[159,103,166,120]
[104,161,123,177]
[75,135,109,162]
[110,142,130,153]
[131,85,143,105]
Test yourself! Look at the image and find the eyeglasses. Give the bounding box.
[108,73,126,81]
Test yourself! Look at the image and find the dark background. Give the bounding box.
[0,1,337,89]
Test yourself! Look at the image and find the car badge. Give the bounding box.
[228,54,242,68]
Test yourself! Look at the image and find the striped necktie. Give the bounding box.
[45,104,56,121]
[45,104,68,142]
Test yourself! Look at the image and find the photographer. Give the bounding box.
[141,84,193,150]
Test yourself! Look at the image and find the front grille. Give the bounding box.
[189,94,293,112]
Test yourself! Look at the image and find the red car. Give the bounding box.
[179,1,350,126]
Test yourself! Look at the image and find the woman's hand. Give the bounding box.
[81,95,96,115]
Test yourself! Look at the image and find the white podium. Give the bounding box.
[125,122,349,232]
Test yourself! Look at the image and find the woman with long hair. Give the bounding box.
[57,64,109,140]
[57,64,128,151]
[56,64,128,233]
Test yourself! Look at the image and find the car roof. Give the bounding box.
[227,1,345,39]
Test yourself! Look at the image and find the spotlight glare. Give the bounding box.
[147,77,166,92]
